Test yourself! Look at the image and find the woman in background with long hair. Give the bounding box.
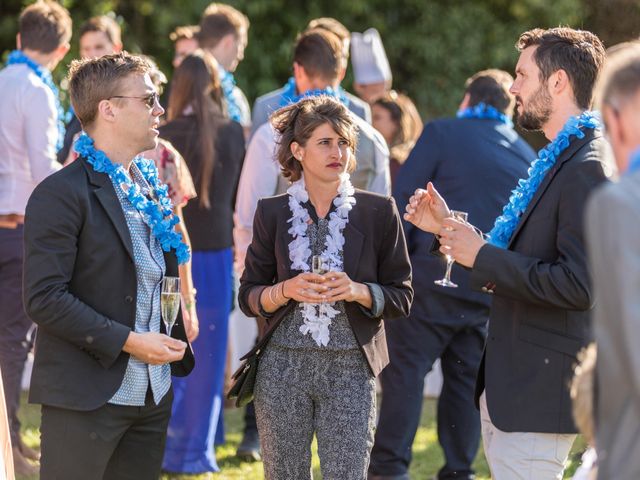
[159,50,245,475]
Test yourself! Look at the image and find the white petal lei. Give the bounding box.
[286,173,356,346]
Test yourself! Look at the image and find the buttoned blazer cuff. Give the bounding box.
[470,243,500,294]
[98,321,132,369]
[359,282,385,319]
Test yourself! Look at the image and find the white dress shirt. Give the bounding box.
[0,64,61,215]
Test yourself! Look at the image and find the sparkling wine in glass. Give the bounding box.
[312,255,328,275]
[161,276,181,336]
[434,210,469,288]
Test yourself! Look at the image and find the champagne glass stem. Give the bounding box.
[444,257,454,282]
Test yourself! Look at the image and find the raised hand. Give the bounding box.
[404,182,451,234]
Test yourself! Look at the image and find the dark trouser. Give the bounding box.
[0,225,35,445]
[40,387,173,480]
[369,319,487,479]
[244,401,257,433]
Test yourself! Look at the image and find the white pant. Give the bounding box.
[479,392,576,480]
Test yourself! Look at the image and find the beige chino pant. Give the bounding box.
[479,392,576,480]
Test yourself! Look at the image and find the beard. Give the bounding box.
[516,83,553,131]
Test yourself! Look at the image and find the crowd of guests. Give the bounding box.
[1,1,640,480]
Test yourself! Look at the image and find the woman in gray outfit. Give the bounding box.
[239,96,413,480]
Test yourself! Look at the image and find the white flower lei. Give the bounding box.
[286,172,356,347]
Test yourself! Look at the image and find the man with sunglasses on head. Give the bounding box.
[23,52,194,480]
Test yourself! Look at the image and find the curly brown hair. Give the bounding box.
[271,96,359,182]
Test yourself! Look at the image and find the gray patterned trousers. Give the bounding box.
[254,344,376,480]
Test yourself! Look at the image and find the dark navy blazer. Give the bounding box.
[393,117,535,326]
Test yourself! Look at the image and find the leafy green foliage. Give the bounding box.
[0,0,632,118]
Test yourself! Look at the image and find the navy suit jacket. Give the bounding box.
[393,117,535,326]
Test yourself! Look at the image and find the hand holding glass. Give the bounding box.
[161,276,181,336]
[434,210,468,288]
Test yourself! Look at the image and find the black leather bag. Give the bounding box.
[227,322,277,408]
[227,348,262,408]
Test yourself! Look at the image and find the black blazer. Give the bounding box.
[238,190,413,377]
[23,156,194,411]
[394,117,535,326]
[470,129,610,433]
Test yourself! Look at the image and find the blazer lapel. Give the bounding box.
[507,130,596,249]
[343,221,364,278]
[82,158,135,261]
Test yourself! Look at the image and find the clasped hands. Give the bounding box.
[283,271,370,306]
[403,182,486,268]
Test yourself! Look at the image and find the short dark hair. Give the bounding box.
[596,41,640,112]
[19,0,72,53]
[271,96,358,182]
[79,15,121,46]
[465,69,515,115]
[516,27,606,110]
[306,17,350,60]
[69,52,152,128]
[294,29,343,83]
[198,3,249,49]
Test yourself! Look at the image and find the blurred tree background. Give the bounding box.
[1,0,640,119]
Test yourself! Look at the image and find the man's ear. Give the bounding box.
[550,69,570,96]
[16,33,21,50]
[97,98,118,124]
[458,93,471,111]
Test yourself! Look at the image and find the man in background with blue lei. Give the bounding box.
[197,3,251,136]
[370,70,535,480]
[23,52,193,479]
[0,1,71,475]
[405,27,611,478]
[249,17,372,140]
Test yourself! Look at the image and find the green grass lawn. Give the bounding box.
[17,393,586,479]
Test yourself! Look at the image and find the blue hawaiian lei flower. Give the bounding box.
[279,77,351,107]
[626,148,640,176]
[487,111,601,248]
[218,65,243,123]
[7,50,66,152]
[457,102,513,127]
[74,133,191,264]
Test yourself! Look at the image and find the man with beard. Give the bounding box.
[404,27,611,478]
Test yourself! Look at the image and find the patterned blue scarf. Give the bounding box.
[278,77,350,107]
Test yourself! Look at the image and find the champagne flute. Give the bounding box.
[312,255,328,275]
[434,210,468,288]
[161,276,181,336]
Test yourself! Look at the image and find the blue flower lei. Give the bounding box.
[626,148,640,176]
[457,102,513,127]
[218,65,243,123]
[74,133,190,264]
[487,111,600,248]
[278,77,350,107]
[7,50,65,152]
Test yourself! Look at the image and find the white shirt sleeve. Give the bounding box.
[23,83,61,184]
[367,127,391,196]
[233,123,279,273]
